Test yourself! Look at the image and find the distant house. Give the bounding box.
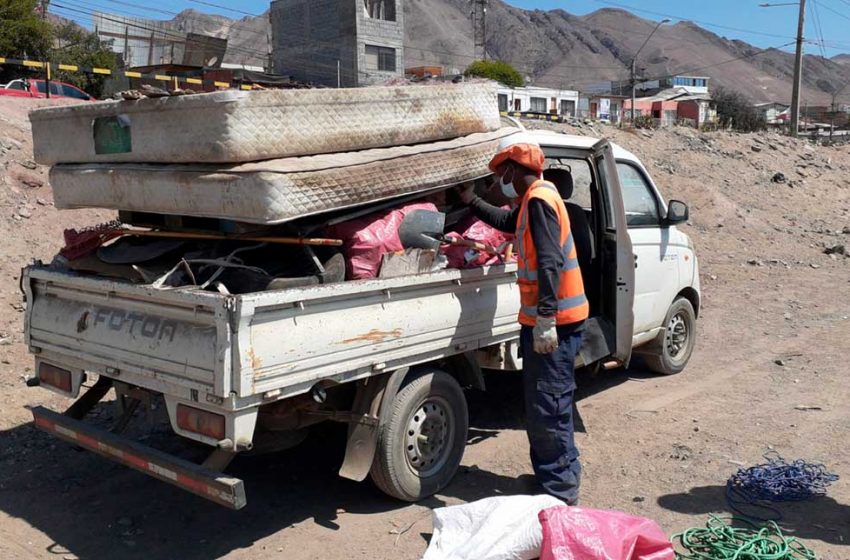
[579,93,628,123]
[623,88,717,128]
[497,86,580,117]
[676,95,718,128]
[800,105,849,128]
[610,75,711,97]
[755,102,790,125]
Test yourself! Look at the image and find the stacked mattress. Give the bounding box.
[49,130,517,224]
[32,81,515,224]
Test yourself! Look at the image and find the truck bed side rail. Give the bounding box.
[32,406,247,510]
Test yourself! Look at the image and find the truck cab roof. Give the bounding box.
[525,129,640,165]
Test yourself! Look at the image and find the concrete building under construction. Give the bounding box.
[270,0,404,87]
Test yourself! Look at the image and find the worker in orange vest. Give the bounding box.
[459,134,588,504]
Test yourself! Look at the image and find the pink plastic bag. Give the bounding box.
[443,214,515,269]
[539,506,674,560]
[327,202,438,280]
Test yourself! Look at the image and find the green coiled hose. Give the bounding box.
[672,515,817,560]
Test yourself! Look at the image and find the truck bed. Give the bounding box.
[24,264,521,411]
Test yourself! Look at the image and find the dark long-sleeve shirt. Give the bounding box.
[469,196,564,318]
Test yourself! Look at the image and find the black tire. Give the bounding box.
[644,297,697,375]
[370,369,468,501]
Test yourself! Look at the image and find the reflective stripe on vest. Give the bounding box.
[516,231,579,281]
[515,179,589,327]
[521,292,589,319]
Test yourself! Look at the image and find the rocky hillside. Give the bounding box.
[162,1,850,104]
[405,2,850,105]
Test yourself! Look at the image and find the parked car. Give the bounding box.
[0,79,95,101]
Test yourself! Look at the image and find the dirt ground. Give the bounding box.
[0,97,848,559]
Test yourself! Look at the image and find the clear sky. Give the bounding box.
[51,0,849,57]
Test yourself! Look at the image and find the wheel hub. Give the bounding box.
[665,312,688,358]
[405,398,452,477]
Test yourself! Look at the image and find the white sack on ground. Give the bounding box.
[422,494,563,560]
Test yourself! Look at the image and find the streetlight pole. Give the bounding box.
[829,83,848,142]
[630,18,670,126]
[760,2,805,137]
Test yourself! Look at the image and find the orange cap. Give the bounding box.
[488,135,545,174]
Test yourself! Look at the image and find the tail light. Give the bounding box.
[176,404,226,440]
[38,363,72,393]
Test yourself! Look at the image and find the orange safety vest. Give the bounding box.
[516,180,589,327]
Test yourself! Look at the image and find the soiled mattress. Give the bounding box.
[49,128,520,225]
[30,82,501,165]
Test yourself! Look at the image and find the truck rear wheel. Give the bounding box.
[644,297,696,375]
[370,369,468,501]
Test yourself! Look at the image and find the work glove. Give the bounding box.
[456,183,476,204]
[533,315,559,354]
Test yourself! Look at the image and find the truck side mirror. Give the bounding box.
[665,200,688,225]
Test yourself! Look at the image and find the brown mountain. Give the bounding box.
[158,3,850,104]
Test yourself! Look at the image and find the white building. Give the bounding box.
[754,102,790,125]
[497,86,581,117]
[637,76,710,95]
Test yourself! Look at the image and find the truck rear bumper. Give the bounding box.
[32,406,247,510]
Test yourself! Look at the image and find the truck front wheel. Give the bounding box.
[644,297,696,375]
[370,369,468,501]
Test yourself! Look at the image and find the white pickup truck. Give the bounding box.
[23,130,700,509]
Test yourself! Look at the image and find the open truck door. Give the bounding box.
[593,139,635,365]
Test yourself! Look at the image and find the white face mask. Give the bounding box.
[499,166,519,199]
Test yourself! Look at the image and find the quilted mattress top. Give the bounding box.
[30,82,502,165]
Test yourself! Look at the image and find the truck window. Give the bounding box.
[595,156,615,227]
[544,157,593,209]
[35,81,47,93]
[6,81,25,90]
[616,162,661,227]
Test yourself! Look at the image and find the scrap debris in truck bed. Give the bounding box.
[36,81,519,291]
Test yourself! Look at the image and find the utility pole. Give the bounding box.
[630,59,636,125]
[471,0,488,61]
[123,26,129,67]
[147,31,155,66]
[828,83,848,143]
[830,92,836,142]
[629,18,669,126]
[789,0,806,137]
[41,0,50,98]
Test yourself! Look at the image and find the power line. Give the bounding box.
[809,0,828,59]
[52,2,270,60]
[98,0,177,17]
[812,0,850,21]
[632,41,798,86]
[57,0,272,56]
[184,0,259,17]
[47,1,845,93]
[593,0,805,41]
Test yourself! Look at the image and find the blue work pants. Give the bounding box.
[519,325,582,504]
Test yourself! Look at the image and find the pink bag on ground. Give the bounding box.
[538,506,674,560]
[327,202,438,280]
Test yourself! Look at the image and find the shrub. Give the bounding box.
[712,87,766,132]
[464,60,524,88]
